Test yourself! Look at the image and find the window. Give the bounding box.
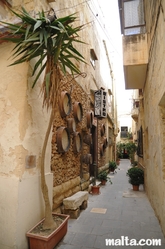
[90,49,98,69]
[118,0,146,35]
[137,126,143,157]
[108,127,113,145]
[120,126,128,138]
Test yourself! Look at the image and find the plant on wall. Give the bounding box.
[0,7,86,230]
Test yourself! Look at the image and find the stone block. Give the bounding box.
[63,208,80,219]
[81,181,90,191]
[80,200,88,210]
[83,172,90,181]
[63,191,88,210]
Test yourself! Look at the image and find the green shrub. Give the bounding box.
[98,171,108,181]
[126,167,144,186]
[109,161,117,170]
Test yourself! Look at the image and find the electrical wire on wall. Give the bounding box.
[53,0,122,58]
[87,0,122,58]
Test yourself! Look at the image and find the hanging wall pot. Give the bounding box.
[100,144,104,156]
[103,137,108,149]
[101,124,105,136]
[73,102,83,122]
[56,127,70,153]
[67,118,76,133]
[86,110,94,129]
[83,132,92,145]
[81,154,92,164]
[59,91,72,118]
[73,132,83,153]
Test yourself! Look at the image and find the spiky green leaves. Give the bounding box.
[0,7,86,90]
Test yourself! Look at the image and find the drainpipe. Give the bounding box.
[103,40,114,121]
[103,40,117,161]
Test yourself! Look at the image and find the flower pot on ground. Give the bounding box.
[126,167,144,191]
[91,185,100,195]
[1,8,86,247]
[100,179,106,185]
[98,171,112,185]
[26,213,69,249]
[109,161,117,173]
[132,185,139,191]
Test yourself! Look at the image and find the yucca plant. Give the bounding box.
[0,7,86,230]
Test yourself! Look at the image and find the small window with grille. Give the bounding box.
[90,49,98,69]
[118,0,146,35]
[120,126,128,138]
[137,126,143,157]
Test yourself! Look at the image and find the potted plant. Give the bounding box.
[1,7,86,249]
[109,161,117,173]
[91,179,100,195]
[98,171,108,185]
[116,142,124,159]
[98,171,112,185]
[125,142,137,164]
[126,167,144,191]
[116,158,120,165]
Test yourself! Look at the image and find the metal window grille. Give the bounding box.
[120,0,146,35]
[120,126,128,138]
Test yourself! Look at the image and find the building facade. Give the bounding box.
[119,0,165,236]
[0,1,118,248]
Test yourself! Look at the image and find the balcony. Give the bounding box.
[123,33,148,89]
[131,107,139,122]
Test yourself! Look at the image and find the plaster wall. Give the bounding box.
[0,0,117,247]
[0,41,53,248]
[49,0,112,93]
[123,34,148,66]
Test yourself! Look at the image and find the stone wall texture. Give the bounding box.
[0,0,117,248]
[137,0,165,236]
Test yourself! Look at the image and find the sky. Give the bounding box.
[96,0,133,116]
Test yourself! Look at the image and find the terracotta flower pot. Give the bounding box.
[91,185,100,195]
[101,180,106,185]
[132,185,139,191]
[26,213,69,249]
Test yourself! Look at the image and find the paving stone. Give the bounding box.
[54,159,165,249]
[71,233,97,247]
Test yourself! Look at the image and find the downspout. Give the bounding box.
[103,40,114,121]
[103,40,118,161]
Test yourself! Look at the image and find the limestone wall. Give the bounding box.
[141,0,165,236]
[0,4,54,249]
[51,78,90,210]
[0,41,53,249]
[0,0,117,248]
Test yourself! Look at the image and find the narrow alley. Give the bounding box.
[56,159,165,249]
[1,2,165,249]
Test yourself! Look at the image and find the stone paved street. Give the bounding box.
[56,159,165,249]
